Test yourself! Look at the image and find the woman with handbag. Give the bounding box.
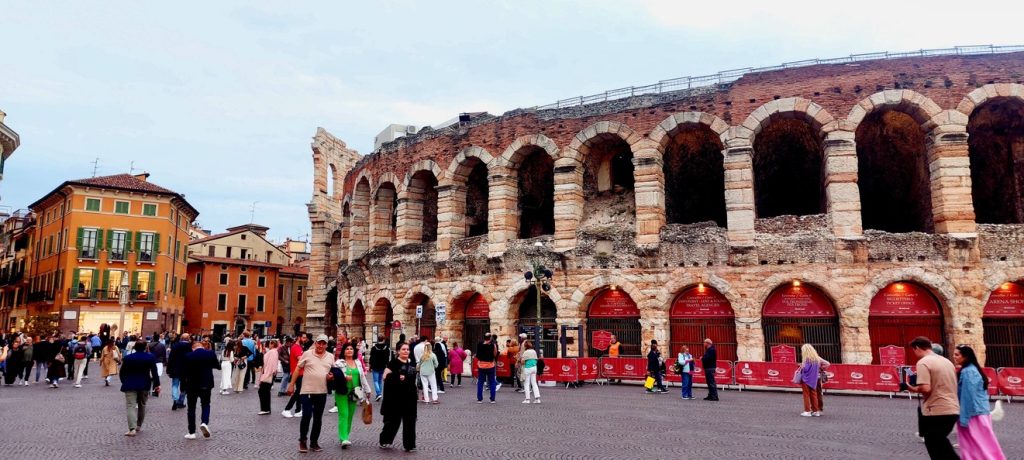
[645,340,667,393]
[418,343,439,404]
[99,341,122,387]
[231,340,251,393]
[953,345,1006,460]
[379,342,418,452]
[332,342,373,449]
[797,343,823,417]
[47,342,68,388]
[676,345,694,400]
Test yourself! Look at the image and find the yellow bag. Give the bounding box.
[644,376,655,390]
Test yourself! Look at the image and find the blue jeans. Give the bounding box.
[35,362,48,382]
[172,378,186,404]
[681,373,693,398]
[372,369,384,396]
[477,367,497,402]
[278,372,291,394]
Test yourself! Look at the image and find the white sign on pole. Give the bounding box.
[435,302,447,324]
[416,305,424,319]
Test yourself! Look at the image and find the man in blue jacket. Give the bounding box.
[182,340,220,440]
[702,338,719,401]
[166,333,192,410]
[119,341,161,437]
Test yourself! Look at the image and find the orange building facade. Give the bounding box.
[24,173,197,336]
[184,256,282,338]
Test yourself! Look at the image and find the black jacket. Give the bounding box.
[475,341,496,363]
[181,348,220,391]
[119,351,161,392]
[701,345,717,370]
[369,343,391,372]
[149,341,167,364]
[166,340,192,378]
[433,342,448,368]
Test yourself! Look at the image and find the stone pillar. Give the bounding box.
[349,194,370,261]
[948,296,986,360]
[370,188,396,247]
[487,166,518,257]
[553,158,583,253]
[723,144,755,248]
[824,129,862,238]
[927,121,976,235]
[633,145,665,249]
[396,192,423,245]
[734,317,764,362]
[840,318,872,364]
[435,184,466,261]
[639,316,668,354]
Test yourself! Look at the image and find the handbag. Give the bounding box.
[791,369,802,385]
[644,376,655,390]
[361,401,373,425]
[55,352,66,363]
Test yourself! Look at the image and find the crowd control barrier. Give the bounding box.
[820,364,901,392]
[665,360,733,385]
[997,367,1024,396]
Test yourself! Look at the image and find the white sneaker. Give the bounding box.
[438,390,445,394]
[257,411,270,415]
[495,383,502,391]
[184,433,197,440]
[522,399,531,404]
[199,423,211,438]
[74,384,82,388]
[328,406,338,413]
[533,399,540,404]
[293,411,302,418]
[24,381,29,386]
[812,412,822,417]
[282,410,293,418]
[800,411,813,417]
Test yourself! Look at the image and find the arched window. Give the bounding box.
[753,118,824,218]
[663,125,726,226]
[968,98,1024,224]
[856,111,933,233]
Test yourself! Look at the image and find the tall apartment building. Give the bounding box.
[21,173,197,336]
[0,210,35,331]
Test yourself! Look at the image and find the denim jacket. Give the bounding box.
[957,365,990,427]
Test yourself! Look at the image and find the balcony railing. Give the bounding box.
[0,270,24,285]
[67,288,158,302]
[27,291,55,303]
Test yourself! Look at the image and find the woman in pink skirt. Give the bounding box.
[953,345,1005,460]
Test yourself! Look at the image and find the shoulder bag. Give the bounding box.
[362,401,373,424]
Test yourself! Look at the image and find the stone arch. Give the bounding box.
[400,163,441,244]
[561,121,645,164]
[498,134,559,169]
[326,163,338,198]
[744,98,835,143]
[855,268,959,338]
[371,173,398,246]
[444,146,495,186]
[956,83,1024,118]
[501,277,564,322]
[349,175,372,259]
[564,122,644,235]
[403,159,444,187]
[649,111,730,153]
[372,172,400,197]
[653,113,729,226]
[962,86,1024,224]
[443,146,493,240]
[754,271,842,319]
[846,89,943,131]
[448,280,495,307]
[403,284,437,308]
[502,135,558,240]
[660,271,743,313]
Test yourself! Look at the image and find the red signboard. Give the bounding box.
[984,282,1024,317]
[588,289,640,318]
[997,367,1024,396]
[599,357,648,380]
[771,345,797,363]
[537,358,578,382]
[671,286,734,318]
[465,294,490,319]
[825,364,901,392]
[591,330,613,351]
[870,282,940,317]
[735,361,801,388]
[577,358,599,380]
[666,360,732,385]
[763,285,835,318]
[878,345,906,366]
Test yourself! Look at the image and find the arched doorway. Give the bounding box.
[371,298,396,344]
[669,285,737,361]
[409,293,436,339]
[752,117,825,217]
[352,300,366,342]
[968,98,1024,224]
[663,123,726,226]
[462,293,490,350]
[869,281,944,365]
[856,110,933,233]
[763,282,841,363]
[324,286,338,338]
[516,285,557,358]
[983,281,1024,368]
[517,147,555,238]
[586,288,641,357]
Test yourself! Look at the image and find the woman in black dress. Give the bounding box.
[46,342,68,387]
[378,342,417,452]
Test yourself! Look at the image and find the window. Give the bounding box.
[240,266,248,272]
[79,228,99,259]
[137,232,157,262]
[257,276,266,288]
[266,251,272,262]
[164,273,169,293]
[278,284,284,301]
[74,268,96,298]
[108,231,128,261]
[86,198,101,212]
[174,240,181,260]
[226,247,233,258]
[171,275,177,295]
[217,293,227,311]
[297,285,303,302]
[239,274,248,287]
[237,294,247,314]
[142,203,157,216]
[207,246,215,257]
[195,273,202,285]
[240,248,249,260]
[114,201,130,214]
[106,270,126,300]
[257,295,265,312]
[219,273,228,285]
[134,271,154,300]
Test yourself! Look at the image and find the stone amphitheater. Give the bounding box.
[305,48,1024,368]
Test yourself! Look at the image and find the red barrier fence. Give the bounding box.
[538,358,579,382]
[998,367,1024,396]
[665,360,733,385]
[470,355,512,379]
[823,364,901,392]
[983,368,999,396]
[599,357,648,380]
[577,358,599,380]
[735,361,801,388]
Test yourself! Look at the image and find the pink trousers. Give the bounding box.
[956,414,1005,460]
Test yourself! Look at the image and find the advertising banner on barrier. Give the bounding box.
[983,367,998,395]
[824,364,900,392]
[538,358,578,382]
[997,367,1024,396]
[577,358,599,380]
[471,355,512,379]
[735,361,800,388]
[668,360,732,384]
[600,357,648,380]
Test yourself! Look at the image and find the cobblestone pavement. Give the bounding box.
[0,363,1021,459]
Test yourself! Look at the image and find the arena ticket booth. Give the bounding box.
[586,288,641,357]
[669,285,737,361]
[983,281,1024,368]
[869,281,944,365]
[762,282,841,363]
[463,293,491,351]
[517,285,558,358]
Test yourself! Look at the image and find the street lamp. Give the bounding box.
[118,275,131,336]
[523,241,554,357]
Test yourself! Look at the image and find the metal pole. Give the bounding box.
[536,277,542,357]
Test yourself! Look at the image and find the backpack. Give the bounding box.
[73,344,87,360]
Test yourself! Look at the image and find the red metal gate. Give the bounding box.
[869,282,944,365]
[587,318,642,357]
[982,318,1024,368]
[763,317,842,364]
[670,318,737,361]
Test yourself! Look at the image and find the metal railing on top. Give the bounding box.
[532,44,1024,111]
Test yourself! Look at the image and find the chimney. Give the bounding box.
[134,172,151,182]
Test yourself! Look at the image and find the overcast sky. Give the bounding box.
[2,0,1019,242]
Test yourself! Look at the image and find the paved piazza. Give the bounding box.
[0,364,1020,459]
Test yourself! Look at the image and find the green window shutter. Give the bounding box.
[92,269,99,297]
[134,232,142,252]
[105,230,114,251]
[125,231,133,253]
[76,227,84,251]
[71,270,80,296]
[153,233,161,255]
[95,229,104,252]
[102,270,110,298]
[131,271,139,291]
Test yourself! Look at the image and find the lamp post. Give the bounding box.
[118,275,131,336]
[523,241,554,357]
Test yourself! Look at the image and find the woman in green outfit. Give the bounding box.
[331,342,373,449]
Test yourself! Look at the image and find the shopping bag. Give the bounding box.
[362,401,373,425]
[644,376,655,390]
